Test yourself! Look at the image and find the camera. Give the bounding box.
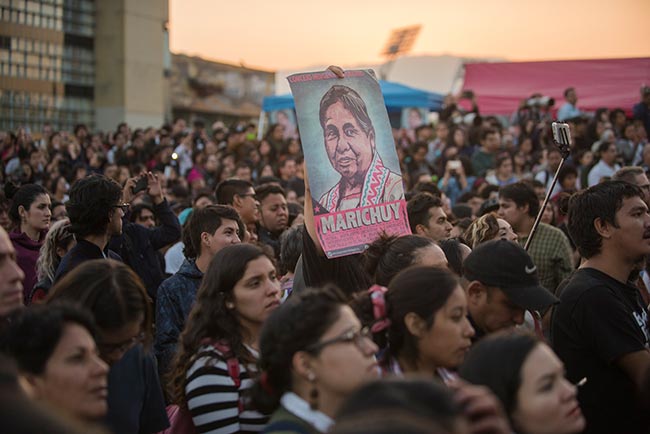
[131,176,148,194]
[526,96,555,107]
[447,160,462,177]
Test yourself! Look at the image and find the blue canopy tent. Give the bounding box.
[258,80,443,139]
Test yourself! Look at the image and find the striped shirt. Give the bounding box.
[185,345,268,433]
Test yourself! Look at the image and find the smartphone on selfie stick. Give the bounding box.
[524,122,571,251]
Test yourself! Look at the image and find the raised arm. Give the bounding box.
[145,172,181,249]
[302,65,345,256]
[303,166,324,256]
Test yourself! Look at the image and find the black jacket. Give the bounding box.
[109,199,181,300]
[54,239,122,283]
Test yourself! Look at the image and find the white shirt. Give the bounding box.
[280,392,334,433]
[164,241,184,274]
[386,357,457,385]
[587,160,620,187]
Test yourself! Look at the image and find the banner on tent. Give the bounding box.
[288,69,411,258]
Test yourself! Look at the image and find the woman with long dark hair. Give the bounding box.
[169,243,282,433]
[353,266,475,383]
[5,182,51,299]
[459,332,586,434]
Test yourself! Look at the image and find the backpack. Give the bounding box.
[157,340,241,434]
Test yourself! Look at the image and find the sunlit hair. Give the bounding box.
[36,219,73,282]
[463,213,499,249]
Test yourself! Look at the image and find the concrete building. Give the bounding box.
[0,0,168,134]
[170,53,274,128]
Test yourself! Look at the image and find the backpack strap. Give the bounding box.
[210,340,244,412]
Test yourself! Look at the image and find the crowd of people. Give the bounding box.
[0,73,649,434]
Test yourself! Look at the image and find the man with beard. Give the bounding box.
[551,181,650,434]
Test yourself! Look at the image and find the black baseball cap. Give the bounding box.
[463,240,559,311]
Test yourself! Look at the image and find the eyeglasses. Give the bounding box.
[98,331,145,356]
[113,203,130,212]
[237,193,256,199]
[305,327,373,354]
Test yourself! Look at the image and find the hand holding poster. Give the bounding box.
[288,69,411,258]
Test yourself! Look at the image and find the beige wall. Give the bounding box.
[95,0,168,131]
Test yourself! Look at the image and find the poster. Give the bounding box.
[401,107,428,130]
[288,69,410,258]
[269,109,298,140]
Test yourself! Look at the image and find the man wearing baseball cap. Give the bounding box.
[462,239,559,341]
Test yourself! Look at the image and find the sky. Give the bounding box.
[170,0,650,71]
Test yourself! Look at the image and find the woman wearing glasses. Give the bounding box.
[169,243,282,434]
[251,286,380,434]
[47,259,169,434]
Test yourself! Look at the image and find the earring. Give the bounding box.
[225,302,235,309]
[307,372,318,410]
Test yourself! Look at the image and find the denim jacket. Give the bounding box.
[154,259,203,376]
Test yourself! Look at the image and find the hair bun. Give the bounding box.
[362,232,396,277]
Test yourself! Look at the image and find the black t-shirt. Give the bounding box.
[551,268,650,434]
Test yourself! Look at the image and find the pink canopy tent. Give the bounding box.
[462,57,650,116]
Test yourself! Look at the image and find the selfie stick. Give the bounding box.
[524,123,572,251]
